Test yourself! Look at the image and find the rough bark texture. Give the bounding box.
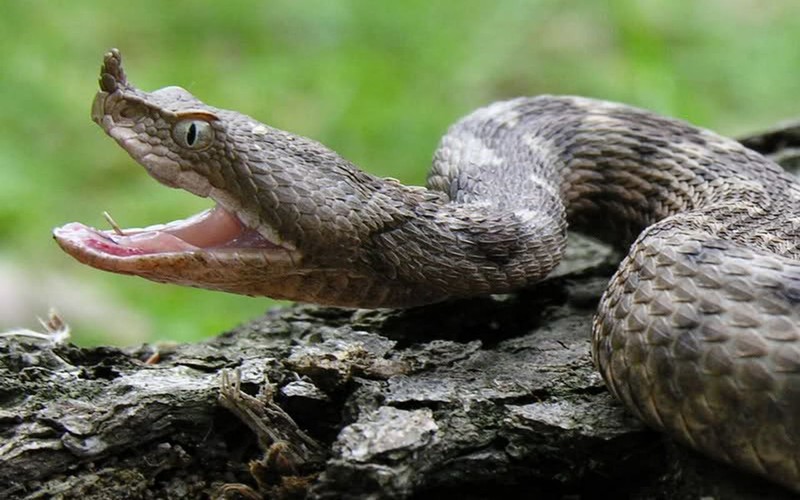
[3,130,800,500]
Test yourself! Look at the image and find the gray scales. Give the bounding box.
[54,49,800,492]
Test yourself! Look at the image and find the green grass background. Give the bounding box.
[2,0,799,345]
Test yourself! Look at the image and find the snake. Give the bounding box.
[54,49,800,491]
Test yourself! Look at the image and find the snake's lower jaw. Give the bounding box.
[52,204,302,295]
[53,217,433,306]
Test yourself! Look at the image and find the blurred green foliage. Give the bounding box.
[1,0,799,345]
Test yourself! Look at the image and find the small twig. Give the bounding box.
[218,369,326,466]
[103,210,125,235]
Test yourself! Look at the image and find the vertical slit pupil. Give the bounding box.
[187,122,197,146]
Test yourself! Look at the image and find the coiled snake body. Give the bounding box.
[55,50,800,490]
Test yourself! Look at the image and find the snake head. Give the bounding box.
[54,49,419,305]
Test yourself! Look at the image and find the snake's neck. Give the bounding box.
[358,182,568,305]
[234,142,572,306]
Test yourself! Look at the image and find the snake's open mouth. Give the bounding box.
[53,48,303,279]
[55,204,283,256]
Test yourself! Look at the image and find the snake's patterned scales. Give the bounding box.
[55,50,800,491]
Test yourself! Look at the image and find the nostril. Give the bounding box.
[120,104,146,120]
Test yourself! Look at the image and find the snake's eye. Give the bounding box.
[173,119,214,151]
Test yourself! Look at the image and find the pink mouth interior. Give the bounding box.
[54,205,278,257]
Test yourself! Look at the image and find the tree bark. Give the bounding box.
[2,129,799,500]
